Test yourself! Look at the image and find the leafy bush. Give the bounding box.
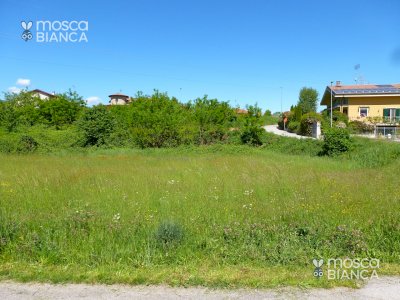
[189,96,235,145]
[240,105,264,146]
[321,127,352,156]
[299,112,322,136]
[17,135,38,153]
[348,120,374,134]
[128,91,192,148]
[78,105,115,146]
[287,121,300,133]
[0,90,85,131]
[38,94,84,128]
[332,111,349,124]
[0,126,82,153]
[154,220,184,248]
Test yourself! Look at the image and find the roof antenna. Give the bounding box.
[354,64,368,85]
[354,64,361,84]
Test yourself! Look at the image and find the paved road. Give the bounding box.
[263,125,314,139]
[1,277,399,299]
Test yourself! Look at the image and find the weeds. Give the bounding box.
[154,220,184,248]
[0,149,399,286]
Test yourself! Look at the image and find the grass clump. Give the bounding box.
[154,220,184,248]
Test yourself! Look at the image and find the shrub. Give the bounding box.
[287,121,300,133]
[129,92,190,148]
[154,220,184,248]
[38,95,83,128]
[17,135,38,153]
[190,96,235,145]
[240,105,264,146]
[332,111,349,124]
[321,127,352,156]
[299,112,322,136]
[77,105,115,147]
[348,120,374,134]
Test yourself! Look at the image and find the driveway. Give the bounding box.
[0,277,399,299]
[263,125,314,139]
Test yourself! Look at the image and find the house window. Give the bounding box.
[383,108,400,123]
[359,107,369,117]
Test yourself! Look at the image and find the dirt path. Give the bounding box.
[263,125,314,139]
[1,277,399,299]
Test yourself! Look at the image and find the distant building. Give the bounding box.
[320,82,400,123]
[29,89,56,100]
[109,93,131,105]
[235,108,248,114]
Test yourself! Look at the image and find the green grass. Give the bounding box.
[0,146,399,288]
[262,115,279,125]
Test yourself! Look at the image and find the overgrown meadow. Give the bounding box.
[0,143,400,287]
[0,90,400,287]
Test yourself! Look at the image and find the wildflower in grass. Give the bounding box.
[108,213,122,231]
[112,213,121,223]
[167,179,179,185]
[243,189,254,196]
[243,203,253,210]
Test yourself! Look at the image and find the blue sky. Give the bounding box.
[0,0,399,112]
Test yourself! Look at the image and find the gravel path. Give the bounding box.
[1,277,399,299]
[263,125,314,139]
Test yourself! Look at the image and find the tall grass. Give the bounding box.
[0,147,399,287]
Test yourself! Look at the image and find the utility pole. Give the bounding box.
[280,86,283,116]
[280,87,285,130]
[330,81,333,128]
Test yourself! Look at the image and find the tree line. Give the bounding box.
[0,90,265,150]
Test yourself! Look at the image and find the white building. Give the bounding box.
[109,93,131,105]
[29,89,56,100]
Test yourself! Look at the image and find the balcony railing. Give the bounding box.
[383,116,400,124]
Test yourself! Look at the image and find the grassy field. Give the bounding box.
[0,146,399,288]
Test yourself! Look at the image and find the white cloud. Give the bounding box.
[86,96,102,106]
[16,78,31,87]
[7,86,21,94]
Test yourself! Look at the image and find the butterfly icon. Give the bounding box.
[21,21,33,41]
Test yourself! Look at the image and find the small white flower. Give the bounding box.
[112,213,121,223]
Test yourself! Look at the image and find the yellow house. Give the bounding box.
[320,82,400,124]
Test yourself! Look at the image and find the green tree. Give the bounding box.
[189,96,234,145]
[1,91,41,129]
[77,105,115,146]
[240,105,264,146]
[128,90,190,148]
[0,100,19,132]
[39,94,84,128]
[297,87,319,114]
